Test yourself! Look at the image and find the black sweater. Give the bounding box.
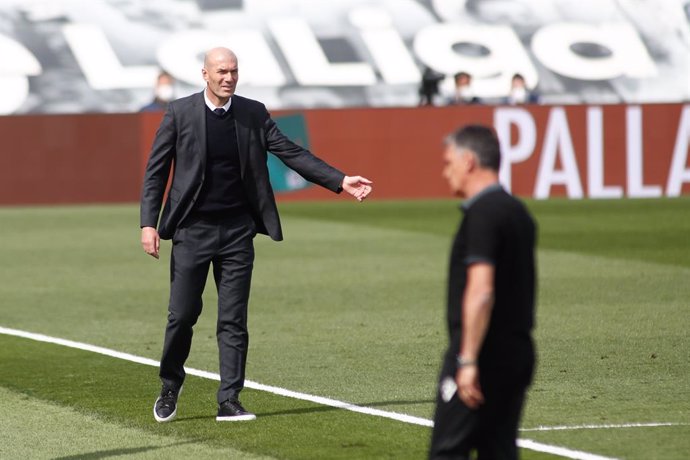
[192,106,249,218]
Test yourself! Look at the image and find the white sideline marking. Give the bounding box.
[517,440,616,460]
[0,326,431,428]
[2,326,623,460]
[522,422,686,432]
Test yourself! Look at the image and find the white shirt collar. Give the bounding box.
[203,88,232,112]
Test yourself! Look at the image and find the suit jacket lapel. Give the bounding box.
[193,91,208,170]
[232,96,250,178]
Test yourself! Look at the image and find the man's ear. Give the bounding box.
[465,151,478,171]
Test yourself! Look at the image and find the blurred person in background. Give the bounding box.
[448,72,481,105]
[419,66,446,106]
[504,73,539,105]
[430,125,536,460]
[140,47,373,424]
[140,71,175,112]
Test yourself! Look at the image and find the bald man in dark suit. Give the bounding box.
[141,47,372,423]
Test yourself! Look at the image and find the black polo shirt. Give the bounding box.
[446,184,536,363]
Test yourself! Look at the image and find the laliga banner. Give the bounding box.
[0,0,689,115]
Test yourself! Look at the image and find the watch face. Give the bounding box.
[456,356,477,367]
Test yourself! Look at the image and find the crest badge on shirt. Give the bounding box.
[440,376,458,403]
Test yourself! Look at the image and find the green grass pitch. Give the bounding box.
[0,198,688,459]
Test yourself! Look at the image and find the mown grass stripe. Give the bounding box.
[0,332,431,460]
[1,325,616,460]
[0,387,268,460]
[0,325,431,426]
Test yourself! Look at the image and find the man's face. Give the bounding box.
[442,144,471,197]
[158,74,174,87]
[456,75,470,88]
[202,53,239,102]
[511,77,526,89]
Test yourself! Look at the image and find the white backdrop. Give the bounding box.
[0,0,688,114]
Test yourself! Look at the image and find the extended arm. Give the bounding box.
[264,115,372,201]
[456,262,495,409]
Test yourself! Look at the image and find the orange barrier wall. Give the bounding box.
[1,104,688,206]
[0,114,144,205]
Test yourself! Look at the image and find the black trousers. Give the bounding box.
[159,213,256,404]
[429,345,533,460]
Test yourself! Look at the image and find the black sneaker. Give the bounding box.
[153,386,182,423]
[216,399,256,421]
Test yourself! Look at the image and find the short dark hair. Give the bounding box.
[454,71,471,82]
[157,70,173,81]
[447,125,501,171]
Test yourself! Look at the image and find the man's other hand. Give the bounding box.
[456,365,484,410]
[141,226,160,259]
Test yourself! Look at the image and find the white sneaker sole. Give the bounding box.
[153,386,182,423]
[216,414,257,422]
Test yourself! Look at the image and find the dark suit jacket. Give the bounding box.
[140,91,345,241]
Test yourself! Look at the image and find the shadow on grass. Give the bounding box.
[173,398,435,422]
[52,440,198,460]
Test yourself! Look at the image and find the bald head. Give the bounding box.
[203,47,238,69]
[202,47,239,106]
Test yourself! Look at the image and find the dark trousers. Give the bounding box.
[159,213,256,404]
[429,346,533,460]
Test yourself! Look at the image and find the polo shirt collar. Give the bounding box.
[461,182,503,211]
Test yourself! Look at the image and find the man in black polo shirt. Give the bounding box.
[429,125,536,460]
